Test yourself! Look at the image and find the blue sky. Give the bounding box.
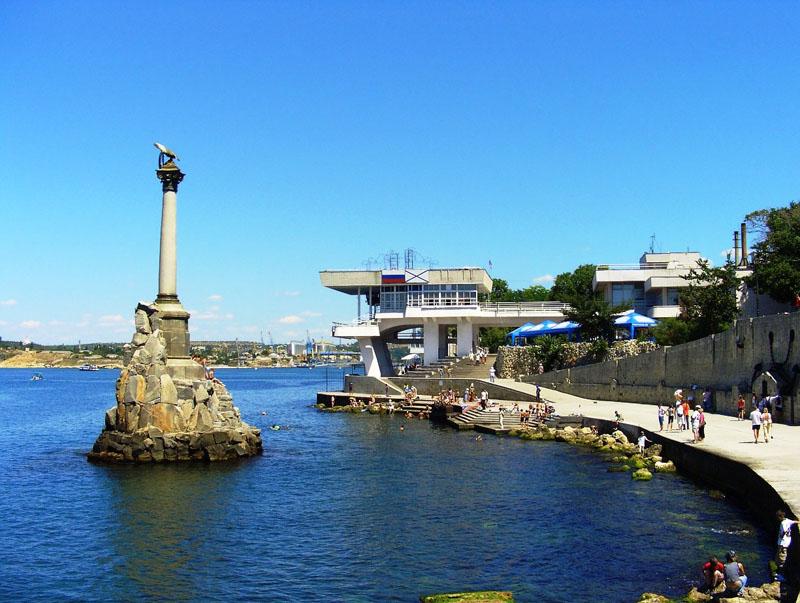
[1,2,799,344]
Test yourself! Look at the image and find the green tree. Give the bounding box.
[479,327,510,353]
[651,317,692,346]
[531,335,566,372]
[549,264,597,302]
[488,278,512,301]
[680,260,741,338]
[517,285,550,301]
[747,202,800,303]
[488,280,550,302]
[563,297,620,341]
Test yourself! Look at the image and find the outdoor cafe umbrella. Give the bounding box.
[517,320,557,338]
[614,310,658,338]
[507,322,535,345]
[545,320,581,340]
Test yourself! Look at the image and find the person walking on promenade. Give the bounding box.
[737,394,746,420]
[682,398,691,430]
[762,406,773,442]
[667,405,675,431]
[691,405,702,443]
[657,403,666,431]
[676,399,685,431]
[489,366,496,383]
[750,405,763,444]
[698,407,706,441]
[702,387,712,412]
[723,551,747,597]
[498,405,505,429]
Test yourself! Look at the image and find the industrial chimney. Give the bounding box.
[734,231,740,265]
[740,222,748,266]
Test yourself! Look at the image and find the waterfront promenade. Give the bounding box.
[496,378,800,517]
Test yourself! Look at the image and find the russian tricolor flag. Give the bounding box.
[381,272,405,284]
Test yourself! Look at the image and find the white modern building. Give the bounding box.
[321,267,567,377]
[593,251,753,318]
[592,252,705,318]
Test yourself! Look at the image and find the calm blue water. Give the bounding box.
[0,368,772,602]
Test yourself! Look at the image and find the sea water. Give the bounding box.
[0,368,772,602]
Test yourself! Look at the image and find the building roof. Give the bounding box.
[320,267,493,295]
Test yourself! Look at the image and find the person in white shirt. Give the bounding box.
[776,510,798,575]
[691,406,702,443]
[750,407,763,444]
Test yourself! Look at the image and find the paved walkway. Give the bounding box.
[495,378,800,516]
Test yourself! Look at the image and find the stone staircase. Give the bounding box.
[398,399,434,415]
[446,355,497,380]
[404,357,458,378]
[448,407,525,431]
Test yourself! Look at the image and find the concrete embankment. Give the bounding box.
[502,380,800,519]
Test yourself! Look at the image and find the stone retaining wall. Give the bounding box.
[526,312,800,424]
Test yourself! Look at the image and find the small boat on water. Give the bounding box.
[31,373,44,381]
[78,364,100,371]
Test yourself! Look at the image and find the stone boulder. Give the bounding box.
[654,461,677,473]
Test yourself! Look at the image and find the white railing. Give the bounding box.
[332,317,378,327]
[596,263,672,271]
[478,301,570,314]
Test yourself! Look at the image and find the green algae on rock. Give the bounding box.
[420,592,514,603]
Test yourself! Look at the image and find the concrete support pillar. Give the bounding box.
[356,336,393,377]
[457,320,474,356]
[439,324,449,359]
[357,337,381,377]
[423,320,439,365]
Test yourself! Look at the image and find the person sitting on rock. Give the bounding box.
[701,555,724,592]
[723,550,747,596]
[207,368,221,384]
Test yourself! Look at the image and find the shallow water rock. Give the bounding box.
[632,468,652,481]
[637,593,671,603]
[420,591,513,603]
[611,429,628,444]
[654,460,677,473]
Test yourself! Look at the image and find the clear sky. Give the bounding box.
[1,2,798,344]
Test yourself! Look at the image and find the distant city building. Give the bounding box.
[287,341,306,357]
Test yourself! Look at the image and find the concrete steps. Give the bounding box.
[445,355,497,380]
[448,408,527,430]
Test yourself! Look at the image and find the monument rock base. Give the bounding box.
[88,303,262,463]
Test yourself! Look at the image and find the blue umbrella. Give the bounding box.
[614,310,658,338]
[546,320,582,341]
[517,320,557,338]
[506,322,535,345]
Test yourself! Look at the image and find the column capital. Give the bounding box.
[156,163,185,193]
